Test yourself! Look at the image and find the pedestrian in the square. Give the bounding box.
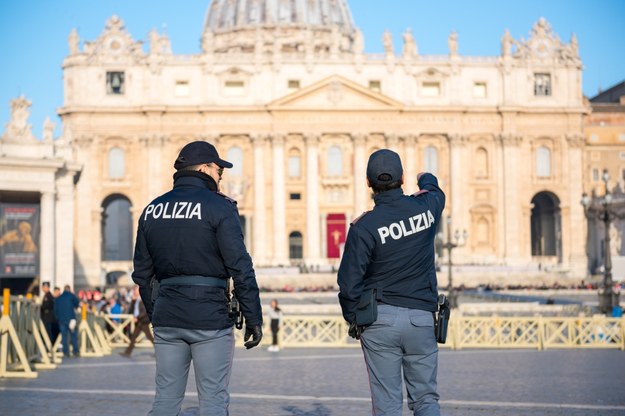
[119,285,154,358]
[40,281,59,344]
[338,149,446,416]
[54,285,80,358]
[268,299,283,352]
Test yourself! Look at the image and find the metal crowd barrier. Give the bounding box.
[0,289,113,378]
[2,288,623,379]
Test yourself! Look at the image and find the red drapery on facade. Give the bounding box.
[326,213,346,258]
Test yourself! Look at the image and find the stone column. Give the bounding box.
[499,133,523,262]
[566,134,587,276]
[272,134,288,265]
[352,133,368,215]
[447,134,466,226]
[55,167,78,289]
[252,135,267,265]
[385,133,399,153]
[147,134,165,199]
[305,133,321,263]
[40,190,56,287]
[404,135,417,191]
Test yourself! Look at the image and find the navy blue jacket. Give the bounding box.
[54,291,79,323]
[337,173,446,323]
[132,170,263,330]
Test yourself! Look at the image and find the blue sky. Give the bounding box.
[1,0,623,138]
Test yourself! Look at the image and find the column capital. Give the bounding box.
[250,133,268,145]
[351,133,367,146]
[385,133,399,147]
[304,132,320,146]
[497,133,523,147]
[447,134,468,147]
[565,133,585,148]
[272,134,286,146]
[402,134,418,144]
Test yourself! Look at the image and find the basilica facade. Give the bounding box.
[56,0,589,287]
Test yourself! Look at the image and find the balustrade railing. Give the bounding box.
[1,288,623,379]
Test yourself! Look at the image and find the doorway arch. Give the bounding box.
[530,191,561,262]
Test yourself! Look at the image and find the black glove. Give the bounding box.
[244,324,263,349]
[348,322,363,340]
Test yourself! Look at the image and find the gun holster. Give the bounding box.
[226,279,244,330]
[435,294,450,344]
[150,276,160,305]
[355,288,378,327]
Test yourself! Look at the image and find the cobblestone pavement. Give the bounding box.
[1,347,624,415]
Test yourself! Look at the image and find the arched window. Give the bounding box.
[475,147,489,179]
[227,146,243,176]
[102,195,133,261]
[327,146,343,176]
[424,146,438,175]
[288,148,301,178]
[536,146,551,178]
[289,231,303,259]
[108,147,125,179]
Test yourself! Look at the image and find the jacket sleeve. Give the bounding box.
[337,224,374,324]
[216,203,263,327]
[131,219,155,320]
[417,172,446,218]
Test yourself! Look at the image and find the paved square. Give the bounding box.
[1,347,624,415]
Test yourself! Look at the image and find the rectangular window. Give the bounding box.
[224,80,245,96]
[287,80,300,91]
[106,71,125,95]
[592,168,599,181]
[289,193,301,200]
[369,80,381,93]
[174,80,190,97]
[473,82,487,98]
[421,82,440,97]
[534,73,551,96]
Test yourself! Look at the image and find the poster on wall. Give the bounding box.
[0,203,40,277]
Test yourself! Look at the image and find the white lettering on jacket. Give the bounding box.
[144,202,202,220]
[377,210,435,244]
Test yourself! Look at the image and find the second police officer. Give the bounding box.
[132,141,263,416]
[338,149,446,416]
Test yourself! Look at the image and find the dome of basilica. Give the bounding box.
[202,0,358,54]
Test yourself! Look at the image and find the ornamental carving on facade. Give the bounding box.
[2,96,35,142]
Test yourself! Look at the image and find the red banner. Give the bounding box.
[326,213,346,258]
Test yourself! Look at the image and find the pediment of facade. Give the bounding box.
[267,75,403,111]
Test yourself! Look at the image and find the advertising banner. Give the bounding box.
[0,203,40,277]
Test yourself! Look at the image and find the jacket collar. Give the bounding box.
[173,170,218,191]
[373,187,404,205]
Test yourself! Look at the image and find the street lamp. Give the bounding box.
[438,215,468,308]
[581,169,622,315]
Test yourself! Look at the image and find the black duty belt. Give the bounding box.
[159,275,227,289]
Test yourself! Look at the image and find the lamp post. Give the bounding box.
[438,215,468,308]
[581,169,621,315]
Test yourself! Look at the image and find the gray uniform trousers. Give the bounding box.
[149,326,234,416]
[360,304,440,416]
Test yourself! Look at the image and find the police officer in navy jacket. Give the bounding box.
[132,141,263,416]
[338,149,445,416]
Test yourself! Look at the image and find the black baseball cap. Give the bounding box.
[366,149,403,186]
[174,141,233,170]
